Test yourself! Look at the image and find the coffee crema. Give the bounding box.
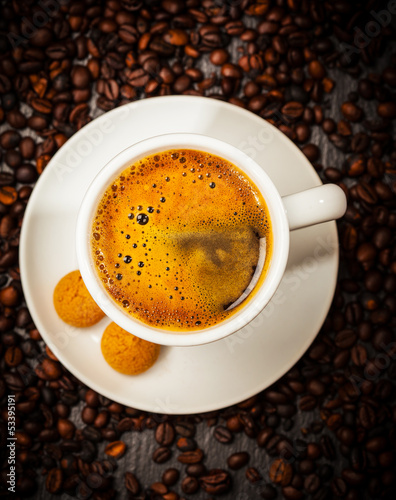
[91,149,273,331]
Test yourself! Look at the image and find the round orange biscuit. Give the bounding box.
[101,322,160,375]
[53,270,105,327]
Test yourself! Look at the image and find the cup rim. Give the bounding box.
[76,133,290,346]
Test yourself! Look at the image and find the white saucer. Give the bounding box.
[20,96,339,414]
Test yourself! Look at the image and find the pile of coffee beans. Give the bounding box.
[0,0,395,498]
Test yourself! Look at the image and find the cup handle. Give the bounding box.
[282,184,347,231]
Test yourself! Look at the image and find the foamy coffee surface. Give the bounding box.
[91,149,273,331]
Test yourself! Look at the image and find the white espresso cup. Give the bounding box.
[76,133,346,347]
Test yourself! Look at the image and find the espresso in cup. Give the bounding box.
[91,149,273,331]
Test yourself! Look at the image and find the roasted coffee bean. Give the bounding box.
[71,65,91,89]
[55,403,70,419]
[261,483,278,499]
[357,182,378,204]
[119,24,139,44]
[281,101,304,120]
[19,137,36,159]
[153,446,171,464]
[82,426,102,443]
[349,446,365,471]
[149,37,174,56]
[103,79,119,101]
[335,329,357,348]
[351,343,368,364]
[309,60,326,80]
[30,98,52,114]
[7,109,27,129]
[372,227,392,249]
[214,426,233,444]
[0,130,21,149]
[57,419,75,439]
[321,436,336,460]
[372,327,393,351]
[45,468,63,494]
[46,43,68,59]
[365,436,387,454]
[357,242,377,269]
[178,448,204,464]
[282,485,304,499]
[176,437,196,451]
[5,149,22,168]
[186,463,207,477]
[0,285,20,306]
[0,172,15,187]
[265,391,288,405]
[181,476,199,494]
[125,472,140,494]
[210,49,229,66]
[173,75,191,93]
[92,409,109,429]
[325,167,342,183]
[174,421,195,437]
[150,481,167,495]
[164,29,189,47]
[330,133,350,151]
[2,331,19,346]
[269,458,293,486]
[256,427,273,447]
[377,102,396,119]
[4,346,23,367]
[162,468,179,486]
[322,118,335,134]
[342,469,364,486]
[295,123,310,143]
[155,422,175,446]
[16,165,38,184]
[341,102,363,122]
[27,115,48,131]
[316,464,333,483]
[302,144,320,162]
[299,395,317,411]
[245,466,261,483]
[126,68,149,88]
[199,469,231,495]
[81,406,97,425]
[161,0,184,14]
[15,307,32,328]
[227,451,249,470]
[104,441,126,459]
[298,459,315,475]
[0,247,18,266]
[277,404,296,418]
[305,474,321,494]
[358,79,374,99]
[85,389,100,408]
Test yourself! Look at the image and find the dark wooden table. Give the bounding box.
[0,1,395,499]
